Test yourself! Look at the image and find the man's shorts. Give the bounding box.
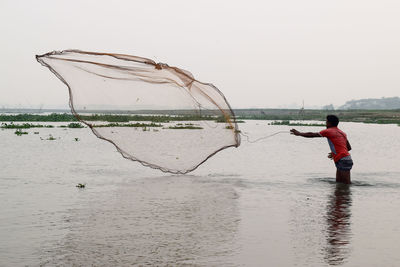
[335,156,353,171]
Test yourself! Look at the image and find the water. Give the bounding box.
[1,121,400,266]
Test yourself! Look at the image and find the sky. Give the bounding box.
[1,0,399,109]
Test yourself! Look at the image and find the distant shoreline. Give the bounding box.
[0,109,399,125]
[1,108,399,113]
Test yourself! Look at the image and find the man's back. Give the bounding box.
[319,127,350,162]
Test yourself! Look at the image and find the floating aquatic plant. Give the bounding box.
[2,123,54,129]
[59,123,85,128]
[168,125,204,130]
[76,183,86,188]
[93,122,162,128]
[14,129,28,136]
[46,134,56,141]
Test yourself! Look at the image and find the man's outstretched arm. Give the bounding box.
[290,129,322,138]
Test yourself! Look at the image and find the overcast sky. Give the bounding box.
[1,0,399,109]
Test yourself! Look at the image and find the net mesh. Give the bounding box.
[36,50,241,174]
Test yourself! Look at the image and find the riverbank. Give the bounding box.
[0,109,399,125]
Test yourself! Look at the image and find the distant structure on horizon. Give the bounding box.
[322,104,335,110]
[338,97,400,110]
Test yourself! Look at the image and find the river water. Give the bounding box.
[1,121,399,266]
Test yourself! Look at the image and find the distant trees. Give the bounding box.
[339,97,400,110]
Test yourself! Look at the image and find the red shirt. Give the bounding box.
[319,127,350,162]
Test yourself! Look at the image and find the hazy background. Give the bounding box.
[1,0,399,109]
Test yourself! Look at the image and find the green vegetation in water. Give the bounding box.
[59,123,84,128]
[74,138,79,141]
[1,110,399,125]
[42,134,56,141]
[1,123,54,129]
[14,129,28,136]
[176,123,194,126]
[363,119,400,124]
[0,113,226,123]
[268,121,325,127]
[234,109,400,125]
[76,183,86,188]
[0,113,76,122]
[80,114,216,123]
[92,122,162,128]
[168,125,203,129]
[81,114,170,122]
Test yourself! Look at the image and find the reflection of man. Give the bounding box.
[290,115,353,184]
[325,183,352,265]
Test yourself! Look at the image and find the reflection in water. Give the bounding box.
[38,176,240,266]
[290,179,353,266]
[324,183,352,265]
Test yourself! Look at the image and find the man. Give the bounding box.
[290,115,353,184]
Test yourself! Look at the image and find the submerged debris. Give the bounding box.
[76,183,86,188]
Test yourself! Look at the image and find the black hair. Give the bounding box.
[326,115,339,127]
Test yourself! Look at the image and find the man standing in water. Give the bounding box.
[290,115,353,184]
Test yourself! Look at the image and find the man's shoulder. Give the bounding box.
[320,127,343,137]
[319,128,331,137]
[336,127,347,135]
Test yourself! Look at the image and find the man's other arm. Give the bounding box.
[347,140,352,151]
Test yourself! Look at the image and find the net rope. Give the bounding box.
[239,131,289,143]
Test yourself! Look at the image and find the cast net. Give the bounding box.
[36,50,241,174]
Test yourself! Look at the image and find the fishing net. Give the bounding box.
[36,50,241,174]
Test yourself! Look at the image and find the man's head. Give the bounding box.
[326,115,339,128]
